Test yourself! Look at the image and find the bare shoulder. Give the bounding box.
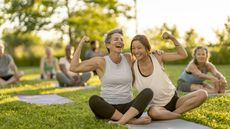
[206,62,215,70]
[153,53,163,64]
[186,62,197,71]
[91,56,105,65]
[124,53,133,65]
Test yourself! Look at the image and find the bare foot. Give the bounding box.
[108,120,119,124]
[218,85,226,93]
[15,71,24,80]
[129,116,152,125]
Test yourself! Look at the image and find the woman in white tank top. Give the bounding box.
[130,33,208,120]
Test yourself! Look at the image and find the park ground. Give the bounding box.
[0,65,229,129]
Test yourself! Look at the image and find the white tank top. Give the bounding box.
[133,54,175,106]
[101,54,133,104]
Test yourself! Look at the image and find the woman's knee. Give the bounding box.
[89,95,101,109]
[142,88,153,100]
[196,89,208,100]
[148,107,160,118]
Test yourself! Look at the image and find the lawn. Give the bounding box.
[0,65,229,129]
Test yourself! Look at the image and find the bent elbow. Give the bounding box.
[183,52,188,59]
[180,51,188,59]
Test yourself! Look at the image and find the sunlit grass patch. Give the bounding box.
[183,94,230,129]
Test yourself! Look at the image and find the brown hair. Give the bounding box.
[130,35,151,54]
[192,46,210,65]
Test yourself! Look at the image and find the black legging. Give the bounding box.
[89,88,153,119]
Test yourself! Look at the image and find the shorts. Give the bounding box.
[0,74,14,81]
[164,92,179,112]
[177,79,192,92]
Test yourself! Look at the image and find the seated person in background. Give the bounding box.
[177,46,227,93]
[84,40,103,60]
[56,45,92,87]
[0,42,24,85]
[40,47,59,79]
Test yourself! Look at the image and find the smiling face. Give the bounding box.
[106,33,124,54]
[131,40,148,60]
[130,35,151,60]
[194,48,208,64]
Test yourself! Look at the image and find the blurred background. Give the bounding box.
[0,0,229,66]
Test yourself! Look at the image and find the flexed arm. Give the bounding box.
[70,36,104,75]
[161,32,188,62]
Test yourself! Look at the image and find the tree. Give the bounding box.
[214,16,230,46]
[144,23,180,49]
[53,0,132,45]
[1,0,57,33]
[184,28,205,48]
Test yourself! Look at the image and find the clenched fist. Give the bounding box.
[162,32,172,40]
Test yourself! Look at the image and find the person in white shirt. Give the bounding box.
[130,33,208,120]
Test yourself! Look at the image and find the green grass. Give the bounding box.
[0,65,229,129]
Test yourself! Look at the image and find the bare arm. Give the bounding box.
[124,53,135,67]
[59,64,74,78]
[160,32,188,62]
[207,63,227,82]
[9,60,18,75]
[40,58,45,75]
[70,36,104,76]
[54,58,60,72]
[188,63,218,81]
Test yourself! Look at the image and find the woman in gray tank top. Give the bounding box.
[0,42,24,85]
[177,46,227,93]
[70,29,153,125]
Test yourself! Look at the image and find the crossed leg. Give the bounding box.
[148,90,207,120]
[174,89,208,114]
[89,88,153,125]
[148,106,181,120]
[0,71,24,86]
[110,107,151,125]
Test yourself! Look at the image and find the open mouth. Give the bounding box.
[115,45,123,48]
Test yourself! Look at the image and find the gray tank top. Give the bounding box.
[101,54,133,104]
[179,66,208,84]
[0,54,13,77]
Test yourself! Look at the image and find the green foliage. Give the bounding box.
[144,23,180,49]
[67,7,117,42]
[52,0,132,46]
[215,16,230,45]
[2,0,58,32]
[184,28,206,48]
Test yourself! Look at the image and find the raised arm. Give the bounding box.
[70,36,104,76]
[160,32,188,62]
